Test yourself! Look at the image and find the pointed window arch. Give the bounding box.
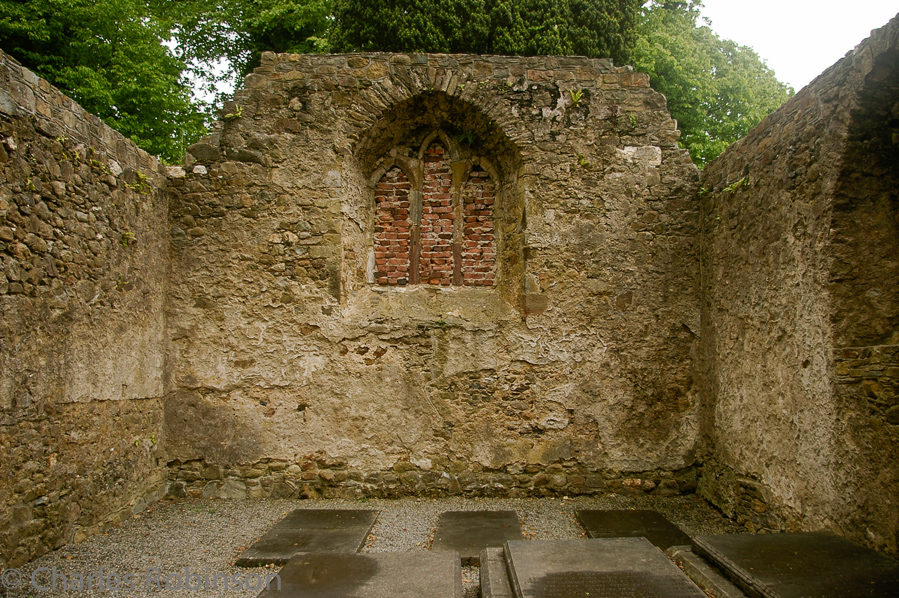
[372,133,496,287]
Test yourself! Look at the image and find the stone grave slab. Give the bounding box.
[256,551,463,598]
[576,509,692,550]
[666,545,747,598]
[505,537,707,598]
[432,510,523,564]
[235,509,378,566]
[481,547,514,598]
[693,532,899,598]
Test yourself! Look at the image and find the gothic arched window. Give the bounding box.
[372,136,496,287]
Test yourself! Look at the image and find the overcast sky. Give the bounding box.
[699,1,898,91]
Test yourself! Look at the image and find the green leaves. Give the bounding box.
[633,1,792,166]
[0,0,206,162]
[243,0,334,70]
[332,0,639,64]
[0,0,791,169]
[153,0,335,82]
[332,0,479,54]
[567,0,640,65]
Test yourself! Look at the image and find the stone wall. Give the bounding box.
[698,14,899,553]
[0,51,169,568]
[5,16,896,567]
[164,52,701,499]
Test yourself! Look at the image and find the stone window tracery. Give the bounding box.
[372,136,496,287]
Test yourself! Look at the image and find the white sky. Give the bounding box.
[699,1,898,91]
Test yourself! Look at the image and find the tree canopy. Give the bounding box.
[633,1,792,165]
[152,0,332,84]
[0,0,792,166]
[0,0,206,162]
[161,0,642,78]
[331,0,641,66]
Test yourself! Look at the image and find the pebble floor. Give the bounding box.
[1,494,746,597]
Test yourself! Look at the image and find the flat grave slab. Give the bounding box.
[693,532,899,598]
[432,510,523,564]
[505,537,707,598]
[235,509,378,567]
[576,509,692,550]
[256,550,462,598]
[480,547,514,598]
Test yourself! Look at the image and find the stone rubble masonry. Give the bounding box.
[167,457,698,501]
[835,345,899,414]
[3,11,897,570]
[698,13,899,554]
[165,50,701,529]
[0,50,169,568]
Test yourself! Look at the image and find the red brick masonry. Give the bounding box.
[374,143,495,286]
[373,167,411,285]
[462,169,496,286]
[421,144,455,285]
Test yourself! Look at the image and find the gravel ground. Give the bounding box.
[1,494,745,598]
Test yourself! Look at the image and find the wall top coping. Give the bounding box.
[0,49,163,176]
[241,51,652,91]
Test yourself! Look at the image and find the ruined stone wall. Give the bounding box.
[2,17,897,567]
[0,51,169,567]
[164,52,701,500]
[699,15,899,553]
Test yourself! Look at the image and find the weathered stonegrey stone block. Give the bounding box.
[164,51,702,506]
[698,12,899,554]
[2,10,898,570]
[0,49,168,568]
